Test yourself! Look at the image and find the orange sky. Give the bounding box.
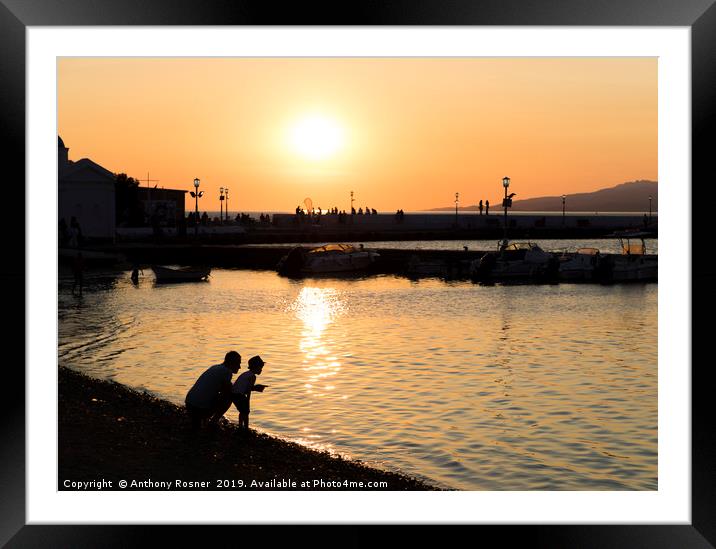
[58,58,657,212]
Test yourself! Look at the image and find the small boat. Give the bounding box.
[277,244,379,276]
[151,265,211,283]
[558,247,604,282]
[470,241,558,282]
[602,231,657,282]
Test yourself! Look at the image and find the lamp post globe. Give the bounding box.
[502,176,511,246]
[225,187,229,222]
[193,178,200,237]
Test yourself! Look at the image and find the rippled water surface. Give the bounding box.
[59,269,657,490]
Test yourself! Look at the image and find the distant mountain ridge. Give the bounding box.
[427,180,658,213]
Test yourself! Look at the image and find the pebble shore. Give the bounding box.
[58,367,437,491]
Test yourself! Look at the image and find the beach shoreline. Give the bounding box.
[58,367,438,491]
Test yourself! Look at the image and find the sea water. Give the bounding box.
[58,268,657,490]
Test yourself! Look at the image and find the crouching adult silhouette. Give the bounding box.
[185,351,242,430]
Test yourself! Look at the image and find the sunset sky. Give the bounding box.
[58,57,656,212]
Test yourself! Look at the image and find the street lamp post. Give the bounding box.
[562,194,566,224]
[455,192,459,226]
[219,187,224,224]
[648,195,652,223]
[225,187,229,222]
[502,176,511,245]
[190,178,204,237]
[350,191,354,215]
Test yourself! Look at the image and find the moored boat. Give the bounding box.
[277,244,379,276]
[151,265,211,282]
[602,231,657,282]
[470,241,559,282]
[558,247,603,282]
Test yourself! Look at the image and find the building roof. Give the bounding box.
[59,157,115,182]
[58,135,66,148]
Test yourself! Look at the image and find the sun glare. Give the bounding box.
[289,115,345,160]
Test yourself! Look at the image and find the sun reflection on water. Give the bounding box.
[290,287,345,399]
[283,287,350,451]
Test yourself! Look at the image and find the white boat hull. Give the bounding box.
[302,252,378,273]
[610,256,657,281]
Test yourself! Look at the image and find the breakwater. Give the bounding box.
[115,212,656,245]
[114,244,479,272]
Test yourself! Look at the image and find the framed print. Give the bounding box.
[3,0,715,546]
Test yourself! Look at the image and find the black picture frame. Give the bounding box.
[2,1,713,546]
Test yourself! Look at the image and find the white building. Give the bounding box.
[58,136,116,240]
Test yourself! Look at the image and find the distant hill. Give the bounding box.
[427,180,658,213]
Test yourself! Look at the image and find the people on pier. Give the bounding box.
[231,355,267,430]
[479,200,483,215]
[185,351,242,430]
[485,200,490,215]
[201,211,209,225]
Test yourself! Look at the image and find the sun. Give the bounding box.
[289,115,345,160]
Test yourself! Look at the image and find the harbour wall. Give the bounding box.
[115,213,656,244]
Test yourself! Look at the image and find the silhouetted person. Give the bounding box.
[185,351,242,430]
[69,216,82,248]
[231,355,267,430]
[201,211,209,225]
[351,206,356,215]
[485,200,490,215]
[643,214,648,228]
[479,200,483,215]
[71,252,85,296]
[130,263,142,285]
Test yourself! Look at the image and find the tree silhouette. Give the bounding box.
[115,173,145,226]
